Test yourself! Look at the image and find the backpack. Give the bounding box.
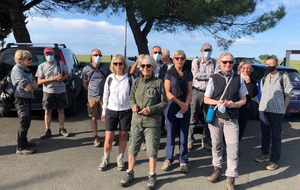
[0,69,15,100]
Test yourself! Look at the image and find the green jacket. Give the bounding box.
[130,74,167,128]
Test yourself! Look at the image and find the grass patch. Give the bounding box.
[76,55,112,65]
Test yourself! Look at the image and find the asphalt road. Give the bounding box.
[0,97,300,190]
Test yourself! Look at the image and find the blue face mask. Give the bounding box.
[45,55,54,62]
[204,51,212,58]
[153,53,162,62]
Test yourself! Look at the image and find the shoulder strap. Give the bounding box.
[127,73,133,89]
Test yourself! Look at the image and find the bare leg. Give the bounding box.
[119,131,128,153]
[149,157,156,173]
[91,117,98,136]
[57,108,65,128]
[45,109,52,130]
[104,131,115,154]
[128,155,136,171]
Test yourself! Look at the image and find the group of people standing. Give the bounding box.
[11,43,293,190]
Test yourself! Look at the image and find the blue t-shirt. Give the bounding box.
[81,63,111,99]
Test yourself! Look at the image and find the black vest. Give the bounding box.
[212,72,241,119]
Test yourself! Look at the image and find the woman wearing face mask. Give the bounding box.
[255,56,292,171]
[81,49,111,147]
[11,50,38,155]
[237,60,258,142]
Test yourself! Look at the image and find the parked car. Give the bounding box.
[233,57,300,118]
[0,43,84,116]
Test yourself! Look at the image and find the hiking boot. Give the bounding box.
[59,128,70,137]
[26,141,36,147]
[188,141,193,150]
[204,142,212,151]
[98,157,109,171]
[117,155,125,171]
[226,177,235,190]
[255,154,269,163]
[120,170,134,187]
[40,130,52,139]
[16,148,34,155]
[146,173,157,190]
[94,136,101,147]
[161,160,171,171]
[180,163,188,173]
[141,142,146,151]
[208,167,222,183]
[266,162,278,171]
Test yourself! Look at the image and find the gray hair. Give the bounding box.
[162,48,170,56]
[172,50,186,59]
[137,54,158,70]
[237,59,253,74]
[14,50,32,62]
[218,52,234,64]
[265,56,278,65]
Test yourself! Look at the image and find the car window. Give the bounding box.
[279,70,300,82]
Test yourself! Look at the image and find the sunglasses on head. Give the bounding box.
[221,60,234,64]
[113,62,124,66]
[153,51,162,54]
[174,57,185,61]
[92,54,102,57]
[140,64,152,68]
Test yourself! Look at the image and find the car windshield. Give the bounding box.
[279,70,300,82]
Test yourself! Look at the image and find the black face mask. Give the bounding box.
[265,66,276,74]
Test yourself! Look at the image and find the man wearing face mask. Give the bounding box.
[255,56,292,171]
[188,43,220,151]
[81,49,111,147]
[36,47,70,139]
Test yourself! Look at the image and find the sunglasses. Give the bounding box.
[113,62,124,66]
[140,64,152,69]
[92,54,102,57]
[153,51,162,54]
[174,57,185,61]
[221,60,234,64]
[27,58,32,61]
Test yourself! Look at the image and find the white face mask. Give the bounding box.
[93,56,102,65]
[153,53,162,62]
[45,55,54,62]
[217,104,226,114]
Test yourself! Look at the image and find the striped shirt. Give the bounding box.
[259,72,293,114]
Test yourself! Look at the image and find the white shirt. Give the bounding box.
[102,73,133,115]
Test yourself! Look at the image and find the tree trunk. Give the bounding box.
[9,3,31,43]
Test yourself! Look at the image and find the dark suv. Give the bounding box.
[0,43,84,116]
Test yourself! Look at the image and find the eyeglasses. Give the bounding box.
[174,57,185,61]
[221,60,234,64]
[140,64,152,68]
[153,51,162,54]
[27,58,32,61]
[92,54,102,57]
[113,62,124,66]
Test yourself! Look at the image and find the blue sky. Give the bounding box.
[5,0,300,60]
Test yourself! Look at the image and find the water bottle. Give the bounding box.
[206,105,216,124]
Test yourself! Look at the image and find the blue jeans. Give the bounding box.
[164,102,190,163]
[259,111,284,163]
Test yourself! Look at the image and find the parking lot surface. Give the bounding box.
[0,98,300,190]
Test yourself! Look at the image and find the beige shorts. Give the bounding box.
[87,98,103,118]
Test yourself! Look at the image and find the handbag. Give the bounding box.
[205,76,233,124]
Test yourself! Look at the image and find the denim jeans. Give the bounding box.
[259,111,284,163]
[14,98,32,149]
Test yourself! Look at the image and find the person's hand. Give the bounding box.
[138,107,150,115]
[23,84,33,92]
[180,108,186,114]
[31,81,38,89]
[101,115,105,121]
[243,75,251,83]
[180,102,189,112]
[224,99,235,108]
[132,104,140,113]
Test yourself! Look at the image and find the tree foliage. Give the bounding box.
[259,54,277,60]
[76,0,286,54]
[0,0,85,44]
